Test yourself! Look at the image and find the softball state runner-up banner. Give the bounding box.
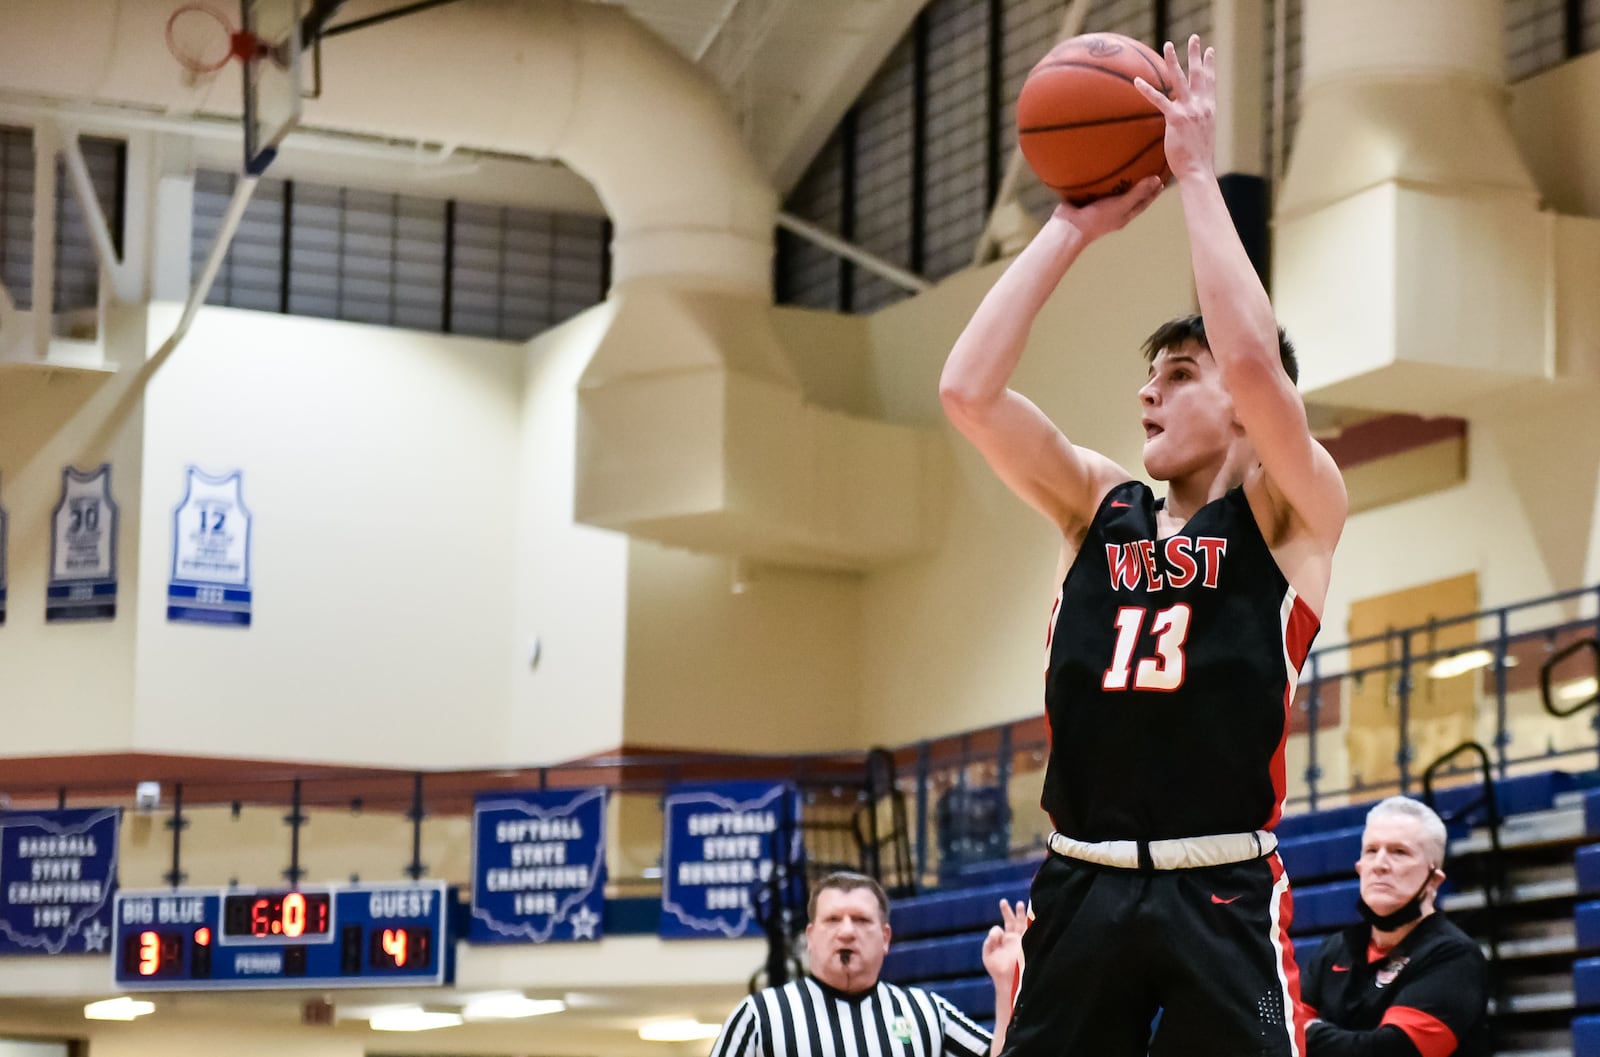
[0,807,121,955]
[659,780,801,940]
[469,788,607,944]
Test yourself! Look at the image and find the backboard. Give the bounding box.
[240,0,305,175]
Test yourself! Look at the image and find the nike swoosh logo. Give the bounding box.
[1111,500,1131,508]
[1210,894,1240,905]
[1331,965,1351,973]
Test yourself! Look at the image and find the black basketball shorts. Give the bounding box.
[999,849,1307,1057]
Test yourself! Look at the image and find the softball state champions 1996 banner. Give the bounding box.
[470,788,607,944]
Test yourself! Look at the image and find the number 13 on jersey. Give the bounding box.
[1103,604,1192,691]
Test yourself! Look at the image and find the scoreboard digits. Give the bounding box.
[112,883,450,990]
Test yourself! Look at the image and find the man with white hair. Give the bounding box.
[1300,796,1489,1057]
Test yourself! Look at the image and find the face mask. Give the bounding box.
[1357,868,1437,931]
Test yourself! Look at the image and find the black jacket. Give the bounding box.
[1300,913,1489,1057]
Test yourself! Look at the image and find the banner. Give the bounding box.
[660,780,801,940]
[0,807,121,954]
[469,788,606,944]
[47,464,118,622]
[168,467,254,626]
[0,472,8,625]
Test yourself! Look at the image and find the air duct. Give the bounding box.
[0,0,941,569]
[0,0,775,293]
[1272,0,1563,414]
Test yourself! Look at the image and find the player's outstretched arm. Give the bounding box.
[939,179,1162,536]
[1134,38,1347,545]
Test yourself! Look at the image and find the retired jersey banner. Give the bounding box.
[0,807,121,955]
[660,781,801,940]
[47,464,119,622]
[0,472,8,625]
[168,467,254,626]
[469,788,606,944]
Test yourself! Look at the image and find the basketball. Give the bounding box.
[1016,33,1172,206]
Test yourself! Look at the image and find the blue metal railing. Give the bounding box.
[900,581,1600,875]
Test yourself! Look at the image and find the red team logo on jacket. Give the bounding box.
[1374,956,1409,989]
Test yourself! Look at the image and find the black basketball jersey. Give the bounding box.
[1041,479,1320,842]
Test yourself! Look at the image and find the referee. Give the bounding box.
[709,872,1021,1057]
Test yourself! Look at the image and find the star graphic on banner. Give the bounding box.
[81,919,109,952]
[570,904,600,941]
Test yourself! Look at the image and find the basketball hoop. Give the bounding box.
[166,2,265,80]
[167,0,309,176]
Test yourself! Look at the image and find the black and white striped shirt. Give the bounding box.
[709,976,991,1057]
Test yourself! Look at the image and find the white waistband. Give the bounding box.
[1047,829,1278,870]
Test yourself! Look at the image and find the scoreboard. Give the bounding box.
[112,882,452,990]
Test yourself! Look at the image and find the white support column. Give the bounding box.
[1212,0,1266,177]
[60,133,130,304]
[118,131,157,306]
[30,119,60,363]
[148,136,198,305]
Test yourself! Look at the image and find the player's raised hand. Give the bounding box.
[981,898,1028,983]
[1049,174,1164,244]
[1132,35,1216,182]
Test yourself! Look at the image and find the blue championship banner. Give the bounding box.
[0,472,8,625]
[469,788,607,944]
[168,467,254,626]
[0,807,120,955]
[660,780,801,940]
[47,464,119,622]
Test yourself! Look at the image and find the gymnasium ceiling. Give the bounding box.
[599,0,929,193]
[3,0,931,213]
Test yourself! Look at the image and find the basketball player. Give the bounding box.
[939,36,1347,1057]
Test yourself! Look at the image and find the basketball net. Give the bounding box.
[167,2,251,90]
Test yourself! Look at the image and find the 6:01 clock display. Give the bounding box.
[222,891,332,939]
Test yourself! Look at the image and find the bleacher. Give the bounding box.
[882,768,1600,1056]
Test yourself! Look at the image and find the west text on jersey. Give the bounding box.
[1106,536,1228,591]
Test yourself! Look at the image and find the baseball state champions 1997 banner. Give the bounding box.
[0,807,121,955]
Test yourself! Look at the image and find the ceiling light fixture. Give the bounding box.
[1558,676,1599,702]
[1426,649,1499,679]
[84,997,156,1021]
[461,993,566,1020]
[368,1006,463,1032]
[638,1019,723,1043]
